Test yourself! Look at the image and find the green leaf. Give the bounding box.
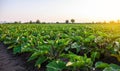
[13,46,21,54]
[48,40,54,45]
[4,41,13,44]
[28,51,41,61]
[95,62,109,69]
[91,52,100,62]
[103,64,120,71]
[62,53,92,68]
[35,56,47,67]
[7,44,16,49]
[28,50,47,61]
[84,35,95,43]
[103,67,120,71]
[72,60,85,67]
[71,42,80,53]
[85,58,93,66]
[21,47,35,52]
[103,67,115,71]
[47,60,66,71]
[109,64,120,69]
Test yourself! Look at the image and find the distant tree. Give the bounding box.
[14,21,18,24]
[71,19,75,23]
[29,20,32,24]
[56,22,59,24]
[36,19,40,24]
[42,22,46,24]
[65,20,69,24]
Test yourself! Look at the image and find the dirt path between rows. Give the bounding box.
[0,43,27,71]
[0,43,44,71]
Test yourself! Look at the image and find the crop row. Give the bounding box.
[0,24,120,71]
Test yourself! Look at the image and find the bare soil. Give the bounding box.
[0,43,45,71]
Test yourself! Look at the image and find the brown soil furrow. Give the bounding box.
[0,43,26,71]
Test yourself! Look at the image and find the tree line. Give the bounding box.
[28,19,75,24]
[2,19,120,24]
[3,19,75,24]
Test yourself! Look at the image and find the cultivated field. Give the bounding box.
[0,24,120,71]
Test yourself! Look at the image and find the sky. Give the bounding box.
[0,0,120,23]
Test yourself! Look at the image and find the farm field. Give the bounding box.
[0,23,120,71]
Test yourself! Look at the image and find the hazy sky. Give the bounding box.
[0,0,120,23]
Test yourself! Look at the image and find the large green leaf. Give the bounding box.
[95,62,109,69]
[103,67,116,71]
[109,64,120,69]
[35,56,47,67]
[28,50,48,61]
[28,51,41,61]
[103,67,120,71]
[47,60,66,71]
